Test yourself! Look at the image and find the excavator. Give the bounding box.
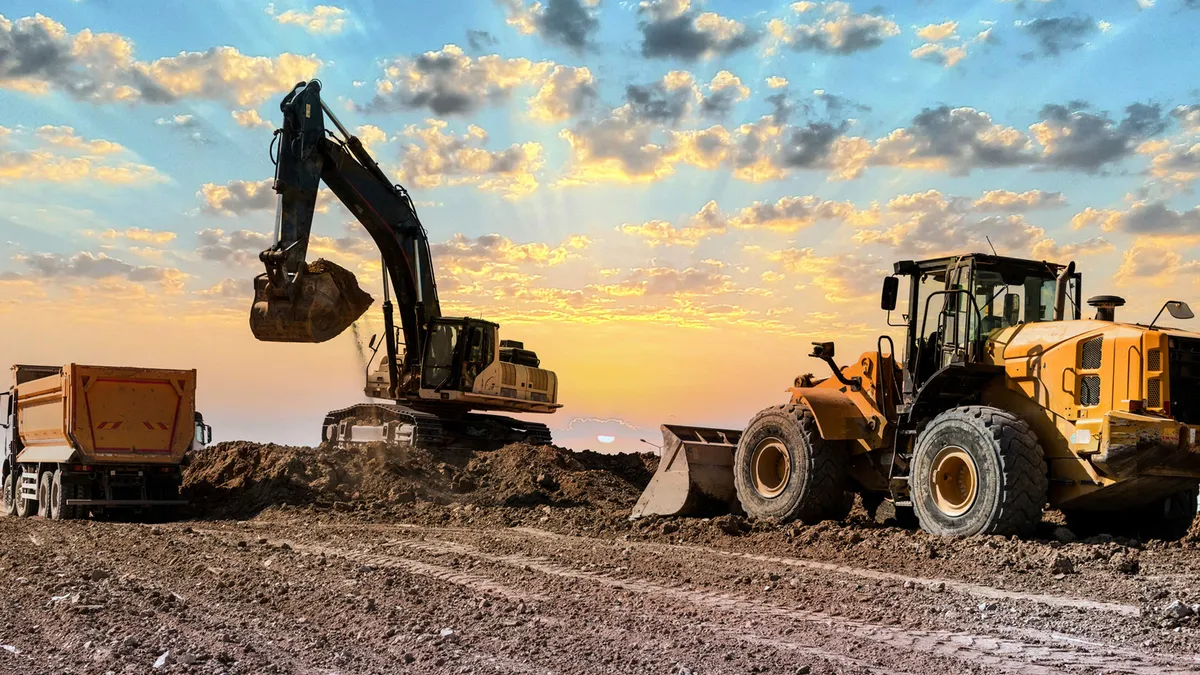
[248,80,560,449]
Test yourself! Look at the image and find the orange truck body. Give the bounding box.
[14,364,197,465]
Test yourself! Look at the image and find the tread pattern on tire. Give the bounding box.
[920,406,1048,536]
[736,403,849,523]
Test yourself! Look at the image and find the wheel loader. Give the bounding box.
[634,253,1200,539]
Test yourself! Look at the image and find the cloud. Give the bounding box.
[852,188,1054,256]
[916,21,958,42]
[590,263,734,297]
[765,247,887,302]
[265,4,349,35]
[196,277,254,299]
[466,29,497,51]
[231,109,274,129]
[1173,105,1200,134]
[1031,102,1167,171]
[89,227,178,246]
[1073,200,1200,240]
[432,232,591,271]
[638,0,760,61]
[198,178,275,215]
[499,0,600,52]
[0,13,321,107]
[768,2,900,55]
[910,42,968,67]
[619,194,872,246]
[1141,138,1200,187]
[700,71,750,117]
[869,106,1036,175]
[196,228,274,264]
[397,120,544,198]
[526,65,596,122]
[12,250,186,292]
[0,126,164,184]
[1114,244,1200,287]
[363,44,557,115]
[972,189,1066,211]
[155,113,211,145]
[1017,15,1107,57]
[1030,236,1113,260]
[765,76,789,89]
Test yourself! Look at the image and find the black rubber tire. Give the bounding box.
[1,473,16,517]
[49,469,77,521]
[1064,484,1199,541]
[910,406,1047,537]
[14,469,36,518]
[37,471,53,519]
[733,403,849,523]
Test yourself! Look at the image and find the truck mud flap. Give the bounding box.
[631,424,743,519]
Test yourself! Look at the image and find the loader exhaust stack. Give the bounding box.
[249,259,374,343]
[630,424,743,519]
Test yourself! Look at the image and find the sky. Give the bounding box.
[2,0,1200,453]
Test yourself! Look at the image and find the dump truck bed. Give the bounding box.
[14,364,197,466]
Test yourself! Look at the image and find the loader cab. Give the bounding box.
[887,254,1081,395]
[421,318,497,392]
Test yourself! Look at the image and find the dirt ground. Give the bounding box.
[4,440,1200,674]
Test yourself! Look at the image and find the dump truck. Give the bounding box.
[0,364,203,519]
[634,253,1200,540]
[247,80,559,450]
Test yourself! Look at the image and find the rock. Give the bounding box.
[90,569,112,582]
[403,653,415,664]
[536,473,559,491]
[15,577,28,586]
[715,515,749,536]
[978,602,996,612]
[153,651,173,669]
[1110,551,1140,575]
[929,582,946,593]
[365,597,377,612]
[1165,600,1194,620]
[177,654,198,666]
[439,627,458,643]
[1053,526,1076,544]
[796,667,812,675]
[903,580,914,589]
[662,522,679,535]
[1049,552,1075,575]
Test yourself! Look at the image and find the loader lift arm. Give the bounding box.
[254,80,441,396]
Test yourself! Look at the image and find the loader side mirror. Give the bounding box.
[368,334,378,350]
[881,276,899,312]
[1168,301,1194,320]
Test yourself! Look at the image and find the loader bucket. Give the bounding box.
[630,424,744,519]
[249,259,375,343]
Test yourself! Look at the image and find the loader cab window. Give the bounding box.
[422,320,462,389]
[462,323,495,389]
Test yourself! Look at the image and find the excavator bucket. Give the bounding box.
[249,259,374,343]
[631,424,744,519]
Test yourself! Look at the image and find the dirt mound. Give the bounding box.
[183,441,656,517]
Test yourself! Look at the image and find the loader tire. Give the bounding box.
[2,473,16,517]
[37,471,53,519]
[733,404,850,524]
[911,406,1047,537]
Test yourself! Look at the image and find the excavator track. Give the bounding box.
[321,404,552,450]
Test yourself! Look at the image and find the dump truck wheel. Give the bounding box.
[49,469,77,521]
[1154,485,1199,540]
[14,469,36,518]
[911,406,1047,537]
[733,404,849,523]
[37,471,53,519]
[1,473,16,517]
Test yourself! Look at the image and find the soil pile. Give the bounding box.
[183,441,655,517]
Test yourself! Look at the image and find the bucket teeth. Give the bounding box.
[249,259,374,343]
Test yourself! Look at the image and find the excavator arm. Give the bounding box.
[250,80,442,394]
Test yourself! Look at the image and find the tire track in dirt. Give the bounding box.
[384,534,1197,675]
[507,526,1142,616]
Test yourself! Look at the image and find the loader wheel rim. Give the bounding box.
[751,438,790,498]
[930,446,977,517]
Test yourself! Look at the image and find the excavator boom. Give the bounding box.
[250,80,440,366]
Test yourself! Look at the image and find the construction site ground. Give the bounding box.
[4,441,1200,674]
